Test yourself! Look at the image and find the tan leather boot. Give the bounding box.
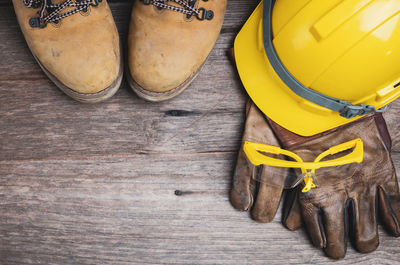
[127,0,227,101]
[13,0,122,103]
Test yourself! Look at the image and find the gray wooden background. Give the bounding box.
[1,0,400,264]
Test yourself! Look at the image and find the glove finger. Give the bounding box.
[352,189,379,253]
[230,148,256,211]
[321,203,347,259]
[300,202,326,250]
[282,187,302,230]
[251,166,285,223]
[231,102,284,212]
[301,196,347,259]
[378,185,400,236]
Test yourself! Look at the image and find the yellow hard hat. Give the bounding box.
[234,0,400,136]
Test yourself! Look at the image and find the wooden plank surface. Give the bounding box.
[1,0,400,264]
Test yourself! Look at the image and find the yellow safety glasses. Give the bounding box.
[243,138,364,193]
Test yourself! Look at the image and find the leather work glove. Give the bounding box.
[265,113,400,259]
[230,102,302,229]
[231,101,400,259]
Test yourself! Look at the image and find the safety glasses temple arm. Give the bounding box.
[243,138,363,171]
[314,138,363,163]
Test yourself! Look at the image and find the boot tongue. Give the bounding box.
[46,0,85,5]
[162,1,194,9]
[46,0,90,14]
[50,0,73,4]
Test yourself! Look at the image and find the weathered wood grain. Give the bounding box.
[1,0,400,264]
[2,154,400,265]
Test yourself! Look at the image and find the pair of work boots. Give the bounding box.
[13,0,227,102]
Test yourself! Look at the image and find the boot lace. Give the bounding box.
[23,0,102,28]
[141,0,214,21]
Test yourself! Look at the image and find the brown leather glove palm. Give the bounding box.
[269,113,400,259]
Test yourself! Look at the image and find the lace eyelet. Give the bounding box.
[25,0,100,28]
[195,8,214,21]
[140,0,214,21]
[29,17,47,28]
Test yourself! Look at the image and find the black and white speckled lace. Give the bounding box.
[23,0,102,28]
[141,0,214,21]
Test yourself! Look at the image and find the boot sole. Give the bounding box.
[33,53,123,103]
[126,60,205,102]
